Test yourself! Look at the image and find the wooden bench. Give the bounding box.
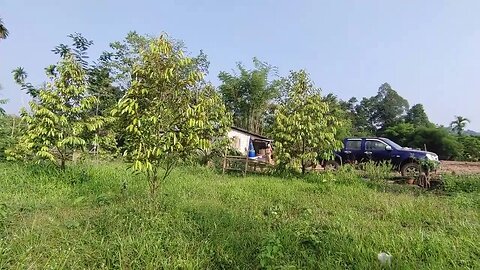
[222,155,273,176]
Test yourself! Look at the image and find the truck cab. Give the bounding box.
[327,137,439,177]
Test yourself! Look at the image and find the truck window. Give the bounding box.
[345,140,361,150]
[365,140,387,151]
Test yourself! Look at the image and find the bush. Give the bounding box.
[443,174,480,193]
[410,127,463,160]
[458,136,480,161]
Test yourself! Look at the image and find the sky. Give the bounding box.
[1,0,479,130]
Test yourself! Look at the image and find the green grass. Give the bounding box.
[0,162,479,269]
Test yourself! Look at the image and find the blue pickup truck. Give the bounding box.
[323,137,439,176]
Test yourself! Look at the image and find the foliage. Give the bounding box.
[0,115,24,160]
[218,58,280,134]
[0,85,7,116]
[457,136,480,161]
[450,115,470,136]
[372,83,410,129]
[363,160,392,182]
[323,94,353,139]
[0,17,8,39]
[113,35,231,195]
[381,122,416,147]
[443,174,480,194]
[13,34,119,158]
[100,31,152,92]
[7,53,103,170]
[405,103,432,127]
[0,162,478,269]
[418,158,440,173]
[410,127,463,160]
[272,70,344,174]
[12,67,40,98]
[348,83,409,134]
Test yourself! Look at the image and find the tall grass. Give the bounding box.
[0,161,479,269]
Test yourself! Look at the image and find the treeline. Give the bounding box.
[0,32,353,194]
[216,56,478,161]
[0,31,478,176]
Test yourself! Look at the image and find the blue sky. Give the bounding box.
[1,0,479,130]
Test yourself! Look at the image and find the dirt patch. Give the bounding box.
[439,161,480,175]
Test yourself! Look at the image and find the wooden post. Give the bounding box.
[244,155,248,177]
[222,149,227,174]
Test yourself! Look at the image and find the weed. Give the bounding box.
[363,161,392,182]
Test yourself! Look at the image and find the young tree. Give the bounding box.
[218,58,280,134]
[8,53,103,169]
[272,70,344,174]
[0,17,8,40]
[114,35,231,196]
[450,115,470,136]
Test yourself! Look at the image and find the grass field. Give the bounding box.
[0,162,479,269]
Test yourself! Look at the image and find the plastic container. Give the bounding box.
[248,140,256,158]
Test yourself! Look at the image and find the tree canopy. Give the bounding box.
[8,52,104,169]
[272,70,344,174]
[218,58,280,134]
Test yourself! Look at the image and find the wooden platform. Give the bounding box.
[222,155,273,176]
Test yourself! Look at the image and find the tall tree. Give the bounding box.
[0,17,8,40]
[351,97,378,135]
[114,35,231,196]
[372,83,409,130]
[405,103,431,127]
[272,70,343,174]
[218,58,280,134]
[348,83,409,134]
[450,115,470,136]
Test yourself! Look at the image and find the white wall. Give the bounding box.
[227,129,251,155]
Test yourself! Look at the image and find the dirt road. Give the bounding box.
[439,160,480,175]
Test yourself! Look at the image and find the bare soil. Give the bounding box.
[439,160,480,175]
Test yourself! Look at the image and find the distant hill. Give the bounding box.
[464,129,480,136]
[440,126,480,136]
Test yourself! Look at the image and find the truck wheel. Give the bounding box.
[324,160,340,171]
[401,162,420,177]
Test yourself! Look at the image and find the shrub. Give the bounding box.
[443,174,480,193]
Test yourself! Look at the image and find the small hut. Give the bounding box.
[227,127,273,157]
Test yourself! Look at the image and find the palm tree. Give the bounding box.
[450,115,470,136]
[0,17,9,40]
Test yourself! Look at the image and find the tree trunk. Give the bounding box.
[60,158,66,171]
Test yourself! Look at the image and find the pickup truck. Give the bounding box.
[323,137,439,177]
